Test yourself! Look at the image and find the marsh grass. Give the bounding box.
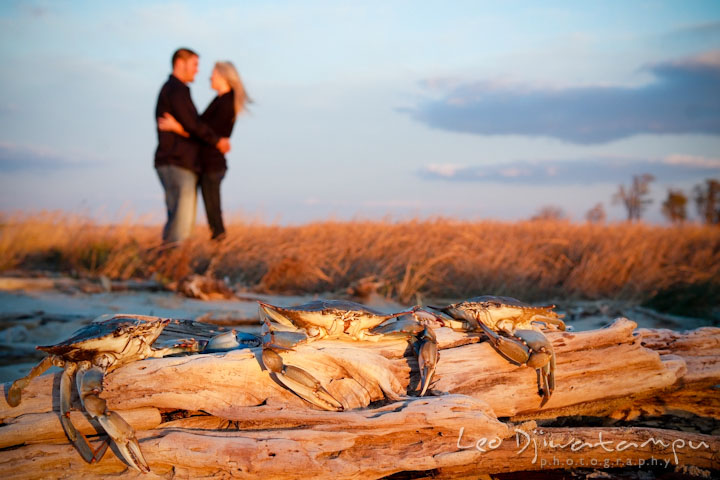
[1,212,718,313]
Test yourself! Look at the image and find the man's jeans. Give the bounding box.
[156,165,197,243]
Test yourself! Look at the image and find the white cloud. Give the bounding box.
[425,163,468,178]
[664,154,720,169]
[419,156,720,184]
[500,167,531,178]
[0,142,94,172]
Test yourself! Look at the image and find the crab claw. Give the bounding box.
[415,327,438,396]
[204,330,260,352]
[370,314,424,337]
[477,324,556,407]
[261,318,309,351]
[77,366,150,473]
[98,411,149,473]
[205,330,241,352]
[261,349,343,411]
[258,302,297,328]
[514,329,556,406]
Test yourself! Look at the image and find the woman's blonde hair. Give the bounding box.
[214,61,250,119]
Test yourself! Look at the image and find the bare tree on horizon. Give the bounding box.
[613,174,655,221]
[585,203,606,224]
[530,205,567,221]
[693,178,720,225]
[661,189,688,224]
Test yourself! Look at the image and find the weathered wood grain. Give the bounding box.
[0,318,717,478]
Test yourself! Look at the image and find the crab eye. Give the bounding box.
[307,327,321,338]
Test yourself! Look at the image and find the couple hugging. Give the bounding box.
[154,47,250,243]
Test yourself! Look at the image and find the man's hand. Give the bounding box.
[216,137,231,154]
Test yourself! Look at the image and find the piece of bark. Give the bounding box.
[1,403,717,479]
[627,387,720,420]
[0,407,160,449]
[599,326,720,421]
[0,395,510,479]
[637,326,720,385]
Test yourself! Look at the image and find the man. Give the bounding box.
[154,47,230,243]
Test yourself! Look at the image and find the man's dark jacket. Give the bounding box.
[154,74,220,172]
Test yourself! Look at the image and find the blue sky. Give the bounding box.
[0,1,719,224]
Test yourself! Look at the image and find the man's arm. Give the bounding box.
[165,85,224,149]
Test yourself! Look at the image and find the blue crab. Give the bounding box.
[425,295,565,407]
[7,314,202,473]
[258,299,439,411]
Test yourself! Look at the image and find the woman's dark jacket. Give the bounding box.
[199,90,235,172]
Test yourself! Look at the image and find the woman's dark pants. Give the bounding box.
[200,169,226,240]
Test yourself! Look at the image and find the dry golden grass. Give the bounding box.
[1,212,719,311]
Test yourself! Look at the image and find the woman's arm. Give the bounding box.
[200,94,236,152]
[157,112,190,138]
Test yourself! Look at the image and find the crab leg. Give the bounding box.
[76,365,150,473]
[7,355,55,407]
[422,306,476,331]
[58,363,110,465]
[261,349,344,411]
[531,314,566,331]
[477,324,556,407]
[372,315,439,397]
[150,338,202,357]
[441,306,482,331]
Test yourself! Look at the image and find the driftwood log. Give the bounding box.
[0,317,718,478]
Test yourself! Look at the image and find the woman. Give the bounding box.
[158,61,250,240]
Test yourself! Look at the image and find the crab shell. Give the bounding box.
[259,299,410,341]
[435,295,565,333]
[37,317,171,369]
